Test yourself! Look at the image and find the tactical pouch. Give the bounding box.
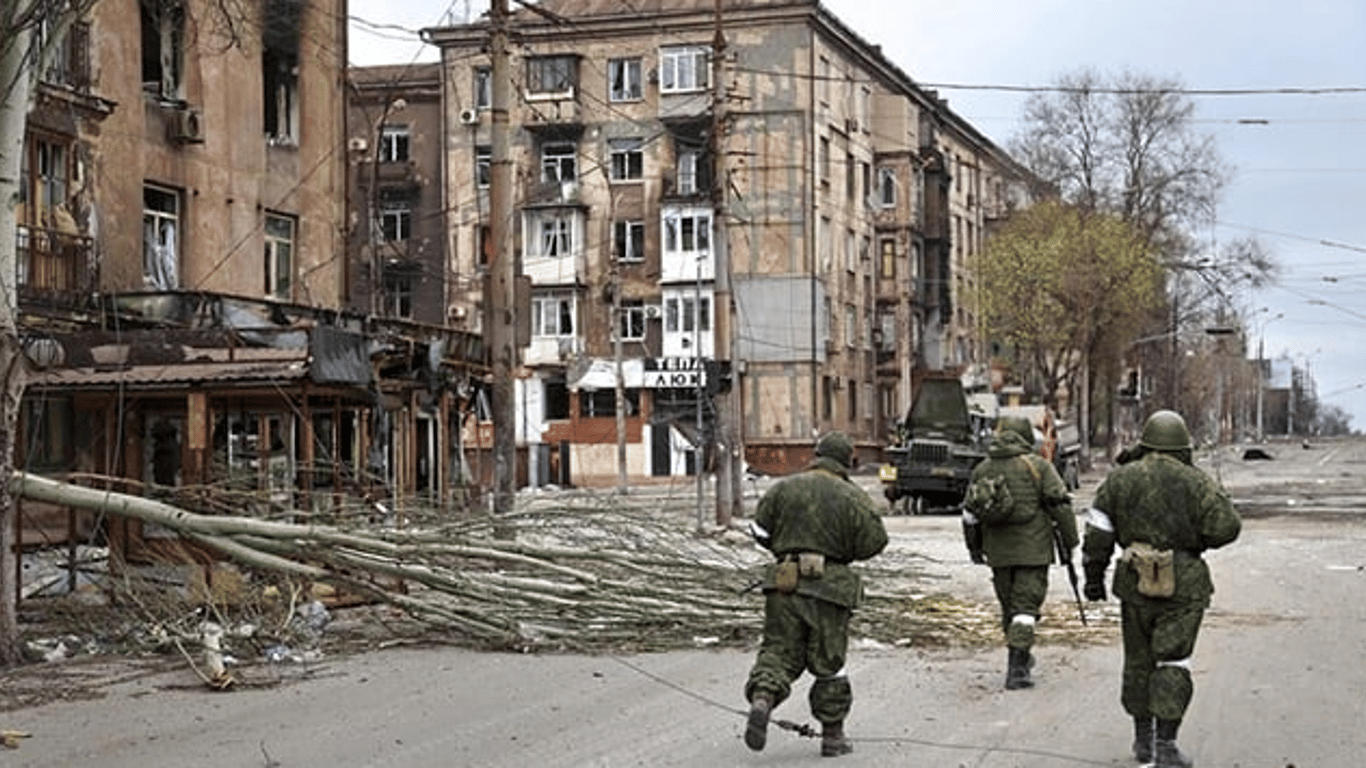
[1122,542,1176,597]
[797,552,825,578]
[774,560,799,593]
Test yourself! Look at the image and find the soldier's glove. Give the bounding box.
[1083,580,1107,602]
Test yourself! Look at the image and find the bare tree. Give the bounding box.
[1007,69,1275,442]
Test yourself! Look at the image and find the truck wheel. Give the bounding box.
[911,495,926,516]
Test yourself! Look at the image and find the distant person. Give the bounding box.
[1083,410,1241,767]
[961,415,1078,690]
[743,431,888,757]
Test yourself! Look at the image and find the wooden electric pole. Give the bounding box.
[488,0,517,522]
[711,0,741,527]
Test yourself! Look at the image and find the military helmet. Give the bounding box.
[1139,410,1192,451]
[998,415,1034,443]
[815,431,855,468]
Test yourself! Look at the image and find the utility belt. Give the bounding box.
[1120,543,1199,598]
[774,552,844,593]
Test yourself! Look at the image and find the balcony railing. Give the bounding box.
[16,226,96,297]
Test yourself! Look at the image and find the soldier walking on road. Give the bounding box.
[961,415,1079,690]
[1082,410,1241,767]
[743,431,889,758]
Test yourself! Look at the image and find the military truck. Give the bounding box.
[880,376,990,514]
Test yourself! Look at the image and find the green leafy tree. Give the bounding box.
[976,201,1163,416]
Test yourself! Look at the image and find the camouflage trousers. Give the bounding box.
[744,592,853,725]
[990,565,1049,649]
[1120,598,1206,721]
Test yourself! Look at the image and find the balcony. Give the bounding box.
[16,226,96,301]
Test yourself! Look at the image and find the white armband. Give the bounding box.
[1085,507,1114,533]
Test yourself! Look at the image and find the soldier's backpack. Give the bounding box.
[965,474,1016,525]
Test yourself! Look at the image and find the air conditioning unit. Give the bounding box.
[645,304,662,319]
[448,305,469,322]
[459,108,479,125]
[348,136,369,152]
[172,106,204,144]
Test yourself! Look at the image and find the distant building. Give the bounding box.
[423,0,1033,482]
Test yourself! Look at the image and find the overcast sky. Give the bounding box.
[348,0,1366,430]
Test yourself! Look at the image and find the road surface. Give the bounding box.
[2,438,1364,767]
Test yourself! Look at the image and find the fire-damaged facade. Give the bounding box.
[423,0,1032,483]
[11,2,488,578]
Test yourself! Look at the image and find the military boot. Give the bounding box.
[1154,719,1194,767]
[1132,716,1155,763]
[820,721,853,757]
[744,695,771,752]
[1004,647,1034,689]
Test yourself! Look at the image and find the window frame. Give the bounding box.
[614,219,646,263]
[541,142,577,183]
[263,212,295,300]
[142,184,181,289]
[608,57,643,102]
[378,205,411,243]
[526,55,577,97]
[659,45,710,93]
[524,208,580,261]
[619,300,646,341]
[531,292,577,338]
[609,137,644,182]
[379,126,410,163]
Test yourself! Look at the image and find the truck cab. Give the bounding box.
[879,377,990,514]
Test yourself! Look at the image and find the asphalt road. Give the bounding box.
[3,438,1364,767]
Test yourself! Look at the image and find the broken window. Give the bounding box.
[37,14,91,90]
[474,66,491,109]
[614,219,645,262]
[380,125,409,163]
[526,55,576,96]
[141,0,184,101]
[524,208,578,260]
[608,58,642,102]
[532,292,576,338]
[475,145,491,187]
[378,205,411,242]
[142,184,180,289]
[609,138,643,181]
[544,377,570,420]
[580,388,639,418]
[23,397,73,471]
[382,267,415,318]
[541,142,577,182]
[263,212,295,299]
[619,300,646,341]
[262,0,302,142]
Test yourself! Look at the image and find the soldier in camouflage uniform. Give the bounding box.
[743,431,888,758]
[1083,410,1241,768]
[962,415,1078,690]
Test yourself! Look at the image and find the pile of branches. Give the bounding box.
[16,473,1089,656]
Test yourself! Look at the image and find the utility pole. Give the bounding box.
[613,260,627,493]
[487,0,517,522]
[711,0,740,527]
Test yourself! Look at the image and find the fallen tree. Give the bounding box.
[14,472,1087,658]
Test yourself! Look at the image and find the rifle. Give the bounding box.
[1054,527,1087,626]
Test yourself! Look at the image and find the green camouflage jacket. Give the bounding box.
[752,457,889,608]
[967,430,1078,567]
[1083,451,1241,604]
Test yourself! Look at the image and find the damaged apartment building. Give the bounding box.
[419,0,1032,482]
[13,0,487,573]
